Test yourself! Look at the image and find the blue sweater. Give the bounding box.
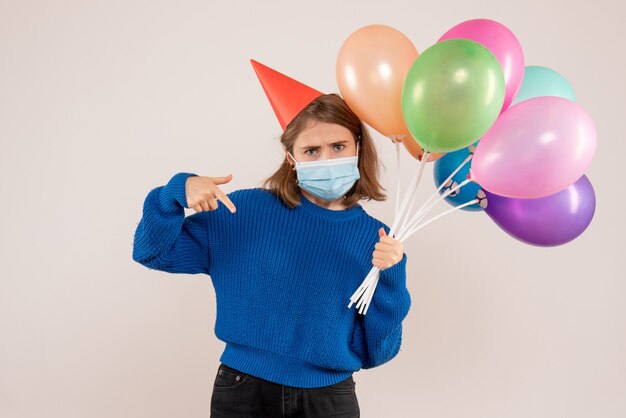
[132,172,411,388]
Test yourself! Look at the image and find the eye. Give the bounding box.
[335,144,346,151]
[305,149,317,156]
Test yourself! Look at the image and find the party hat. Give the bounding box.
[250,59,324,131]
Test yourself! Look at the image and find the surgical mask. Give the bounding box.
[288,143,360,201]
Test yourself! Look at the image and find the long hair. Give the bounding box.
[260,93,387,209]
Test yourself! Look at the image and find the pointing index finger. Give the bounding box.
[215,189,237,213]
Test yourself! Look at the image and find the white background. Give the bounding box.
[1,0,624,417]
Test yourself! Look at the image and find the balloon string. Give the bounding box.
[355,198,479,316]
[394,141,401,219]
[355,268,379,314]
[400,199,480,243]
[389,152,430,238]
[433,154,472,198]
[359,276,377,315]
[417,154,472,218]
[397,156,428,236]
[389,157,421,237]
[349,149,429,314]
[350,153,475,314]
[349,140,402,311]
[397,154,472,238]
[348,265,379,308]
[398,178,472,241]
[351,151,431,314]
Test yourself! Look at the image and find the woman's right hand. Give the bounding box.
[185,174,237,214]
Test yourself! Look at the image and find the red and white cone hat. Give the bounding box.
[250,59,324,131]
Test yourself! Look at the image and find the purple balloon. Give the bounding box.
[481,175,596,247]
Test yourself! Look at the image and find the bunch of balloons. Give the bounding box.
[337,20,597,314]
[337,19,597,247]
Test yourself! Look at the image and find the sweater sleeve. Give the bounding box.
[131,172,210,275]
[350,225,411,369]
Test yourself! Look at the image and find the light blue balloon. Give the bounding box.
[433,145,482,212]
[510,66,576,106]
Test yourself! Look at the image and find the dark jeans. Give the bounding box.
[210,363,360,418]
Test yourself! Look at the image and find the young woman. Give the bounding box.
[132,93,411,417]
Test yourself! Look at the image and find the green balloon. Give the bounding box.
[402,39,505,153]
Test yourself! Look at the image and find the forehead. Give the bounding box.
[295,121,354,146]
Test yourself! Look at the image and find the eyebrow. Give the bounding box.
[301,140,349,149]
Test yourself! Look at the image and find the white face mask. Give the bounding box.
[288,142,361,201]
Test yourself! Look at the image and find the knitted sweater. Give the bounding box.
[132,172,411,388]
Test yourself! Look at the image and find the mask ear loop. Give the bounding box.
[289,151,300,186]
[286,149,298,170]
[287,151,298,184]
[347,137,361,200]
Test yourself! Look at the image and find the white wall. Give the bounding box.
[1,0,624,417]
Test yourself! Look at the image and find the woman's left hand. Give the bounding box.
[372,227,404,270]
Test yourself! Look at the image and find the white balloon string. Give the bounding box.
[397,154,473,238]
[348,266,379,308]
[389,152,430,238]
[400,199,480,243]
[398,178,472,241]
[357,271,379,313]
[397,154,429,236]
[389,159,421,237]
[394,141,401,219]
[350,153,475,314]
[357,200,475,316]
[359,276,378,314]
[404,154,472,229]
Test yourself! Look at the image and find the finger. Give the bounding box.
[191,204,202,213]
[209,174,233,185]
[378,227,386,237]
[375,242,395,251]
[372,254,389,262]
[373,247,398,259]
[372,250,388,260]
[372,258,389,270]
[374,250,399,265]
[379,239,402,249]
[378,236,397,244]
[215,189,237,213]
[207,197,219,211]
[199,200,210,211]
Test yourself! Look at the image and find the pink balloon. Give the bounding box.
[438,19,524,113]
[471,96,597,199]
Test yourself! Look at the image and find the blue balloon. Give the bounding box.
[510,66,576,106]
[433,145,482,212]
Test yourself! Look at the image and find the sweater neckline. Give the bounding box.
[298,193,363,221]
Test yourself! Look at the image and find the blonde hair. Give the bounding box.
[260,93,387,209]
